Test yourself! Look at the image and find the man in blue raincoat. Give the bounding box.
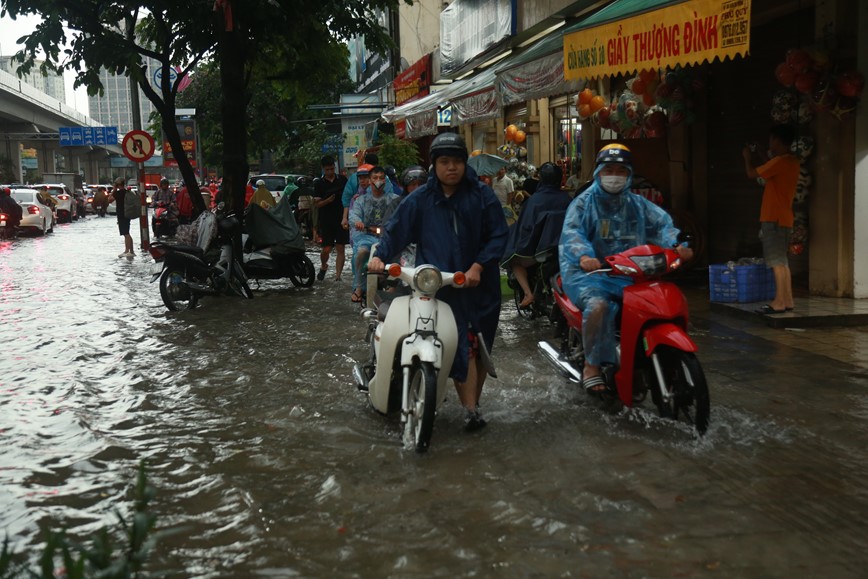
[368,133,508,432]
[559,144,692,395]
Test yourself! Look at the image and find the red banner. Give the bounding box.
[393,54,431,107]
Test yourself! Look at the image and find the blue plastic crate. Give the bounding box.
[709,264,776,303]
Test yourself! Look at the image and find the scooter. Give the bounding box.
[352,259,466,453]
[538,244,710,435]
[241,240,316,288]
[0,210,17,239]
[152,201,179,238]
[148,207,253,311]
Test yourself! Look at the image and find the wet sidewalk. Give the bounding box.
[683,286,868,371]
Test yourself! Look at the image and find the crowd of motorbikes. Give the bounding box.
[142,173,711,452]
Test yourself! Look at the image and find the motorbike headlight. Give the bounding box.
[414,266,442,294]
[629,253,667,276]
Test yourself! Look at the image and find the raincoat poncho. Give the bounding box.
[349,189,400,290]
[559,164,681,367]
[375,165,508,381]
[501,182,572,266]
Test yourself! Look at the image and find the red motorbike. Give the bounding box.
[539,244,710,435]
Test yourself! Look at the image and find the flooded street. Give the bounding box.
[2,215,867,576]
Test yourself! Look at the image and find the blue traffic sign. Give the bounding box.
[59,126,118,147]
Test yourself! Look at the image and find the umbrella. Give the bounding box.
[468,153,509,176]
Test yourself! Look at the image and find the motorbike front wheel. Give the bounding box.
[159,267,199,311]
[405,361,438,453]
[649,346,710,435]
[289,255,316,287]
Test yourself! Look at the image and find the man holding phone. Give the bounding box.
[313,155,349,281]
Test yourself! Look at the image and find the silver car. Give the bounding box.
[11,188,55,235]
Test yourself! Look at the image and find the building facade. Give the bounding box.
[0,56,65,102]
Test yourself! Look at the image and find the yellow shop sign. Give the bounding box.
[564,0,751,79]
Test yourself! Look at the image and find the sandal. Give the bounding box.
[351,289,363,303]
[582,375,607,396]
[756,304,787,314]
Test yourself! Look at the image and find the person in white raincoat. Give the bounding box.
[558,144,693,395]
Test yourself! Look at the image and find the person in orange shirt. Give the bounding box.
[743,124,800,314]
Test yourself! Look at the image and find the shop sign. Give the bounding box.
[395,120,407,140]
[394,55,431,107]
[437,107,453,127]
[163,119,197,167]
[564,0,751,80]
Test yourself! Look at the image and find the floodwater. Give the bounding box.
[1,215,867,577]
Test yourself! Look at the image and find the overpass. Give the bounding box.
[0,67,123,184]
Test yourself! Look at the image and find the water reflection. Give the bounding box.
[0,216,866,576]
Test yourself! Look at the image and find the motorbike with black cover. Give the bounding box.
[242,193,316,287]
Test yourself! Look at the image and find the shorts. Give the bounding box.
[759,221,791,267]
[117,217,131,236]
[319,220,349,247]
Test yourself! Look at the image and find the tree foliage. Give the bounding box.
[377,135,422,174]
[1,0,403,214]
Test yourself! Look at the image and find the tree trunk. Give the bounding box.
[216,0,249,216]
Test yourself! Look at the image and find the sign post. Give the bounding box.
[122,130,156,252]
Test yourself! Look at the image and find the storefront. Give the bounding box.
[560,0,866,297]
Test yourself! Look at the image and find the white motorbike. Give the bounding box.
[352,261,465,453]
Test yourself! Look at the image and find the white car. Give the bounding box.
[35,184,78,223]
[11,188,54,235]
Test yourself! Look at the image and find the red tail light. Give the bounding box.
[27,206,40,214]
[58,194,69,200]
[148,246,167,260]
[0,213,7,220]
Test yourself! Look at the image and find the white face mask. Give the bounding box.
[599,175,627,193]
[371,179,386,189]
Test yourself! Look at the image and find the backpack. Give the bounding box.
[176,187,193,218]
[123,189,141,220]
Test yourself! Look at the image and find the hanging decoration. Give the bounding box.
[580,66,703,139]
[773,47,865,120]
[499,122,529,160]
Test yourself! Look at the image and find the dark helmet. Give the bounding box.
[538,162,563,187]
[295,175,312,188]
[160,178,169,186]
[384,166,397,180]
[595,143,633,167]
[400,165,428,187]
[429,132,468,163]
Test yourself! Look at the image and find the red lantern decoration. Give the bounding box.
[589,95,605,113]
[578,88,593,105]
[631,79,646,96]
[514,129,526,144]
[835,70,865,98]
[505,124,518,140]
[795,70,819,94]
[785,49,812,73]
[775,62,796,86]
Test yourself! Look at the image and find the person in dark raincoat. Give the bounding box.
[559,144,692,395]
[369,133,508,432]
[501,162,572,308]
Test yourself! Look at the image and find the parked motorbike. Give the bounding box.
[148,207,253,311]
[353,261,466,453]
[242,242,316,288]
[538,244,710,435]
[152,201,179,238]
[242,192,316,288]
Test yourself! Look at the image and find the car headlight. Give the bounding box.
[414,266,442,294]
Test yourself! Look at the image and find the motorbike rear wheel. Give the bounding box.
[405,361,438,453]
[159,267,199,311]
[289,255,316,287]
[648,346,710,435]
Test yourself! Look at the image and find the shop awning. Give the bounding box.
[448,68,500,126]
[495,28,584,106]
[562,0,751,80]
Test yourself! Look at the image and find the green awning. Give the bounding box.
[562,0,685,35]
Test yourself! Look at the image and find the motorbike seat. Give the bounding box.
[167,244,204,258]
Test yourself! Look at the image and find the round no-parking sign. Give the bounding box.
[122,130,155,162]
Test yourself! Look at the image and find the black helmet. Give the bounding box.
[295,175,312,188]
[384,165,397,180]
[160,178,169,186]
[595,143,633,167]
[538,162,563,187]
[400,165,428,187]
[429,132,468,163]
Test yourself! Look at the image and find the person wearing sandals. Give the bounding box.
[368,133,508,432]
[559,144,692,396]
[313,155,349,282]
[742,124,800,314]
